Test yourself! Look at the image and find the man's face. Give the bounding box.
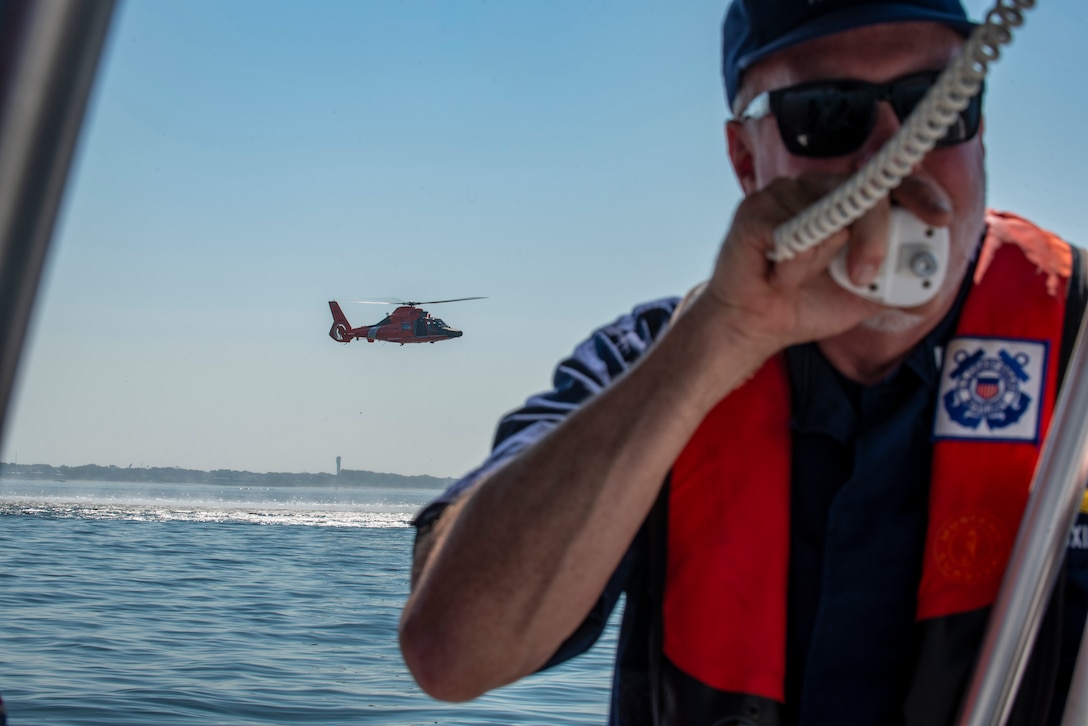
[728,21,987,327]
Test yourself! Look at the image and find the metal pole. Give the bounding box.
[957,303,1088,724]
[0,0,117,448]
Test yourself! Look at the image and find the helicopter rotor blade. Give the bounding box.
[402,296,487,306]
[342,296,487,307]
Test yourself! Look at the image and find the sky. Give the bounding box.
[3,1,1088,479]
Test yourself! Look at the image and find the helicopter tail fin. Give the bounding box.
[329,301,352,342]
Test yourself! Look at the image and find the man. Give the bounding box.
[399,1,1088,724]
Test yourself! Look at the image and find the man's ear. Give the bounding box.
[726,120,758,195]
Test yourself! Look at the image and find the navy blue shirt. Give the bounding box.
[414,287,1088,725]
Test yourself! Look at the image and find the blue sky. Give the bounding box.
[4,1,1087,478]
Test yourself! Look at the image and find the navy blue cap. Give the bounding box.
[723,0,976,111]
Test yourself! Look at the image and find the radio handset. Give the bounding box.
[769,0,1031,307]
[828,209,949,307]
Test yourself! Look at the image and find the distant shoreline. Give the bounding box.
[0,462,455,490]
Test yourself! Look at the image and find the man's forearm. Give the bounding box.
[399,294,775,701]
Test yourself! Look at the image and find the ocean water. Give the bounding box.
[0,479,618,725]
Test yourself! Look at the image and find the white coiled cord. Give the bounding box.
[770,0,1035,262]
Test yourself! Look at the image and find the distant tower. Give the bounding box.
[336,456,341,476]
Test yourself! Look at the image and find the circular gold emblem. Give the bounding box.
[933,513,1010,585]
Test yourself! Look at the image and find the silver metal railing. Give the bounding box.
[0,0,117,447]
[957,286,1088,724]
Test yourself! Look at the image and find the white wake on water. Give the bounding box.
[0,479,444,527]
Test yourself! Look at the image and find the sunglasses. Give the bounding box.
[735,71,983,158]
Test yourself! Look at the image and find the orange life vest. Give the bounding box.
[663,210,1074,702]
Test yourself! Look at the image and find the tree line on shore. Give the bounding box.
[0,462,455,489]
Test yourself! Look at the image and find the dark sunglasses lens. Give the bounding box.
[774,84,875,157]
[772,76,983,158]
[890,75,982,147]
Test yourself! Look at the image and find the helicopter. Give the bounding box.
[328,297,485,345]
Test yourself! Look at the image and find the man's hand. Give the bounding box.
[698,172,953,353]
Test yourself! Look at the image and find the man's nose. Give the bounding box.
[853,102,902,169]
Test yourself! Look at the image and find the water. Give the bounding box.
[0,479,618,725]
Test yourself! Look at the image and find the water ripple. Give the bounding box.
[0,483,619,724]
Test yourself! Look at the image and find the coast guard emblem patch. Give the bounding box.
[933,337,1048,443]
